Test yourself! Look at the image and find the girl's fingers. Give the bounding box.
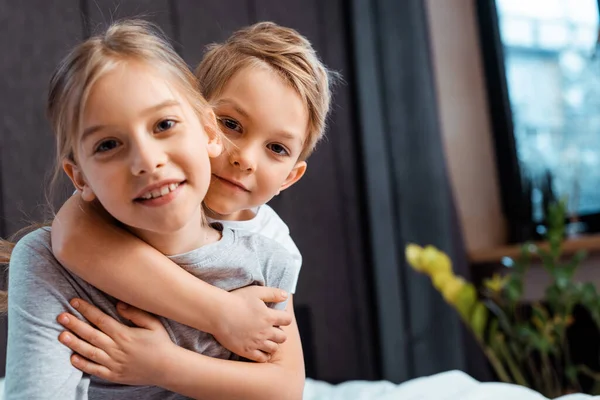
[69,298,124,337]
[70,354,114,382]
[57,312,114,350]
[59,331,111,366]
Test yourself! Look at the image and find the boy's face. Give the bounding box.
[204,65,309,220]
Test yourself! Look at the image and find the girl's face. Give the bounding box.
[65,61,222,241]
[204,65,309,221]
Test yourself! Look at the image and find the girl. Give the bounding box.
[3,19,304,400]
[50,20,331,362]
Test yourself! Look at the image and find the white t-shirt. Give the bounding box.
[208,204,302,293]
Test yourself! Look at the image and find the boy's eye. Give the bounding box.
[95,139,119,153]
[267,143,290,156]
[156,119,176,132]
[218,117,242,133]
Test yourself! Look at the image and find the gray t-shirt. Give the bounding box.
[5,226,299,399]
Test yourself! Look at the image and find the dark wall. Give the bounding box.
[0,0,377,381]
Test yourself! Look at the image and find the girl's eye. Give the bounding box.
[267,143,290,156]
[156,119,176,132]
[218,117,242,133]
[95,139,119,153]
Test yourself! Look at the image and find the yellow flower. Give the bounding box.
[432,270,455,291]
[441,276,466,304]
[405,244,425,272]
[427,250,452,277]
[483,273,510,293]
[470,302,488,340]
[454,283,477,320]
[419,245,439,275]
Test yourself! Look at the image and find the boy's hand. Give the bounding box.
[213,286,291,362]
[57,299,177,386]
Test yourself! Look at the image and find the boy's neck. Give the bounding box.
[204,205,257,222]
[129,208,220,256]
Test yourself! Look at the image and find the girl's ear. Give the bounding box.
[62,159,96,202]
[203,109,223,158]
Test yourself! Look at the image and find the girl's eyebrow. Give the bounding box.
[81,100,181,140]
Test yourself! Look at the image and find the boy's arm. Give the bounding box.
[160,297,305,400]
[52,194,226,332]
[51,194,292,362]
[65,296,305,400]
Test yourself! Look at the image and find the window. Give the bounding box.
[477,0,600,240]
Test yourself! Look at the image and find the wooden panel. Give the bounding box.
[84,0,174,39]
[0,0,84,376]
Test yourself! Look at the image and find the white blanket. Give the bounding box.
[1,371,598,399]
[303,370,600,400]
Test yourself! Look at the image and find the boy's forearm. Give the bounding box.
[159,299,304,400]
[51,195,226,334]
[160,346,304,400]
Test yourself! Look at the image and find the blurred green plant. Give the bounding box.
[406,199,600,397]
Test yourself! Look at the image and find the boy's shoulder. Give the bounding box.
[230,227,292,260]
[228,228,301,297]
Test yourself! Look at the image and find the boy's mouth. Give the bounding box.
[135,180,186,201]
[212,175,250,192]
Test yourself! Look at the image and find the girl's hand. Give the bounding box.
[57,298,176,386]
[213,286,292,362]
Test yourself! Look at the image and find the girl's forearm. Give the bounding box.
[51,195,226,334]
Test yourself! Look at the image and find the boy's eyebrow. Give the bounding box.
[214,98,250,119]
[81,100,181,140]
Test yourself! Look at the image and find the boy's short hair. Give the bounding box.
[195,22,336,160]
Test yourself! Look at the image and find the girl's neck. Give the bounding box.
[129,208,221,256]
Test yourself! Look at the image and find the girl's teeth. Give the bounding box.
[140,183,180,200]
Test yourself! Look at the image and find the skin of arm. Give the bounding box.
[58,296,305,400]
[51,194,291,362]
[159,297,305,400]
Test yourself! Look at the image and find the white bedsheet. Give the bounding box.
[303,370,600,400]
[1,371,598,399]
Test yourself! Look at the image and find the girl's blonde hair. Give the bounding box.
[0,19,218,312]
[195,22,336,160]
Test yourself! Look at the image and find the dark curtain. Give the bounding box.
[350,0,488,382]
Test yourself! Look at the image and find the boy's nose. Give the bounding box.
[229,148,256,172]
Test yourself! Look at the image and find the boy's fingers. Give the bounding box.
[116,302,162,330]
[57,312,114,349]
[268,327,287,344]
[256,287,288,303]
[59,331,110,366]
[70,298,122,337]
[71,354,114,382]
[270,310,292,327]
[247,350,270,363]
[259,340,279,355]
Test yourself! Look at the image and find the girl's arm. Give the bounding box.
[58,296,305,400]
[51,194,292,362]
